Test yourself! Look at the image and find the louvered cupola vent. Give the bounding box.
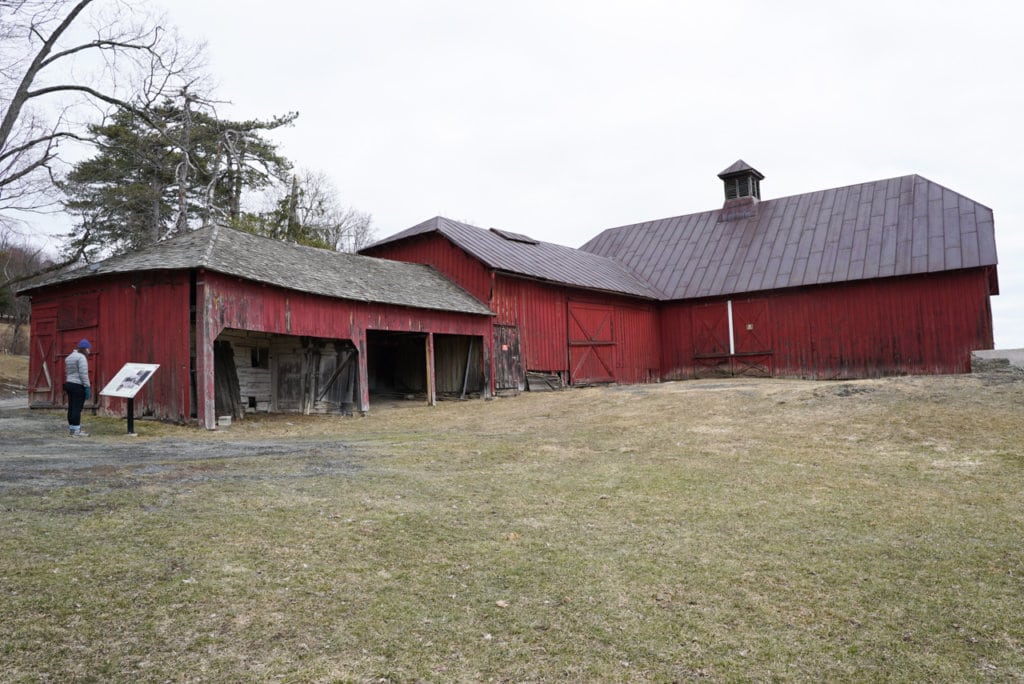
[716,160,765,222]
[717,160,764,201]
[723,175,760,200]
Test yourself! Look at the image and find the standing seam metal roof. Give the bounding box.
[580,174,997,300]
[364,216,664,299]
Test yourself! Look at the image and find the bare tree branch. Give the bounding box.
[0,0,207,217]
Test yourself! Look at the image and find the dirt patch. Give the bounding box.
[0,407,363,491]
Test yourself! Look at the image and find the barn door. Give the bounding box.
[29,306,58,406]
[691,302,731,377]
[493,325,524,391]
[731,299,772,377]
[274,353,304,411]
[691,299,773,377]
[568,302,615,384]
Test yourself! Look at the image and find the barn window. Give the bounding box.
[251,347,269,369]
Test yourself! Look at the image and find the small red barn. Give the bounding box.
[581,162,998,378]
[18,225,494,428]
[361,217,663,389]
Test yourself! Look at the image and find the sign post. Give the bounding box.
[99,363,160,436]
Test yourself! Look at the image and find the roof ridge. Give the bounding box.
[596,174,928,235]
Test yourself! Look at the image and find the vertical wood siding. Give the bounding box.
[493,276,568,373]
[493,276,660,384]
[659,268,994,380]
[26,271,192,421]
[367,234,663,385]
[28,269,491,425]
[612,300,662,384]
[363,234,493,304]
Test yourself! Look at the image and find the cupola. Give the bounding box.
[718,159,764,201]
[717,160,764,222]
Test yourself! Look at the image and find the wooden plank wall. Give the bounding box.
[217,330,273,412]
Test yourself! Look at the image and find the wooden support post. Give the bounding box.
[357,334,370,414]
[460,337,474,399]
[484,330,493,399]
[425,332,436,406]
[195,277,217,430]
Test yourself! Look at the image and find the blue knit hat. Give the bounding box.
[77,339,92,350]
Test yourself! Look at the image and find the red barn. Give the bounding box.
[582,162,998,379]
[366,162,998,382]
[17,226,494,428]
[18,161,1001,427]
[361,218,663,390]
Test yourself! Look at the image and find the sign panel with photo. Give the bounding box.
[99,363,160,399]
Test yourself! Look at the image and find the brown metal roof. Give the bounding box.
[365,216,663,299]
[581,175,998,300]
[18,225,493,316]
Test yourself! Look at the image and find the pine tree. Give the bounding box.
[61,97,297,258]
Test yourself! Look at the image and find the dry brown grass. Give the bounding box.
[1,374,1022,681]
[0,349,28,395]
[0,319,29,356]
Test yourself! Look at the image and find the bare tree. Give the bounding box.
[0,226,52,353]
[0,0,207,223]
[284,169,375,252]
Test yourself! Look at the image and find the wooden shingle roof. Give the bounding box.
[18,225,493,315]
[581,174,998,300]
[365,216,663,299]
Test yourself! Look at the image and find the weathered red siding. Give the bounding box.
[26,271,192,421]
[27,268,492,426]
[613,300,662,383]
[660,268,995,380]
[363,233,492,304]
[492,276,660,384]
[195,270,493,422]
[369,237,661,385]
[199,270,492,340]
[492,276,567,373]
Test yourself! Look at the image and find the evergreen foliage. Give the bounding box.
[61,98,297,259]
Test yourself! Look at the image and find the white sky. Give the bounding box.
[50,1,1024,347]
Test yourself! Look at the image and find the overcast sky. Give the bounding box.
[72,1,1024,346]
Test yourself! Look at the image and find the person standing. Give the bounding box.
[65,339,92,437]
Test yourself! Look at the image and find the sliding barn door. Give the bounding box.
[568,302,615,384]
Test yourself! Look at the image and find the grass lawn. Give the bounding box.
[1,373,1022,681]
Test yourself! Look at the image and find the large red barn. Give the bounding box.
[582,162,998,379]
[365,162,998,383]
[18,162,1000,427]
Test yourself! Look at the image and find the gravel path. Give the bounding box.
[0,400,361,492]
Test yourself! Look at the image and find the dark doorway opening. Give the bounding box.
[366,330,486,403]
[366,330,428,401]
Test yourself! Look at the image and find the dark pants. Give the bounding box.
[65,382,86,428]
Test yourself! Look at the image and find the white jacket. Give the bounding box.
[65,350,90,387]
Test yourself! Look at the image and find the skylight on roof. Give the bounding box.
[490,227,539,245]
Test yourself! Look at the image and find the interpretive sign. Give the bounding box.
[100,363,160,399]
